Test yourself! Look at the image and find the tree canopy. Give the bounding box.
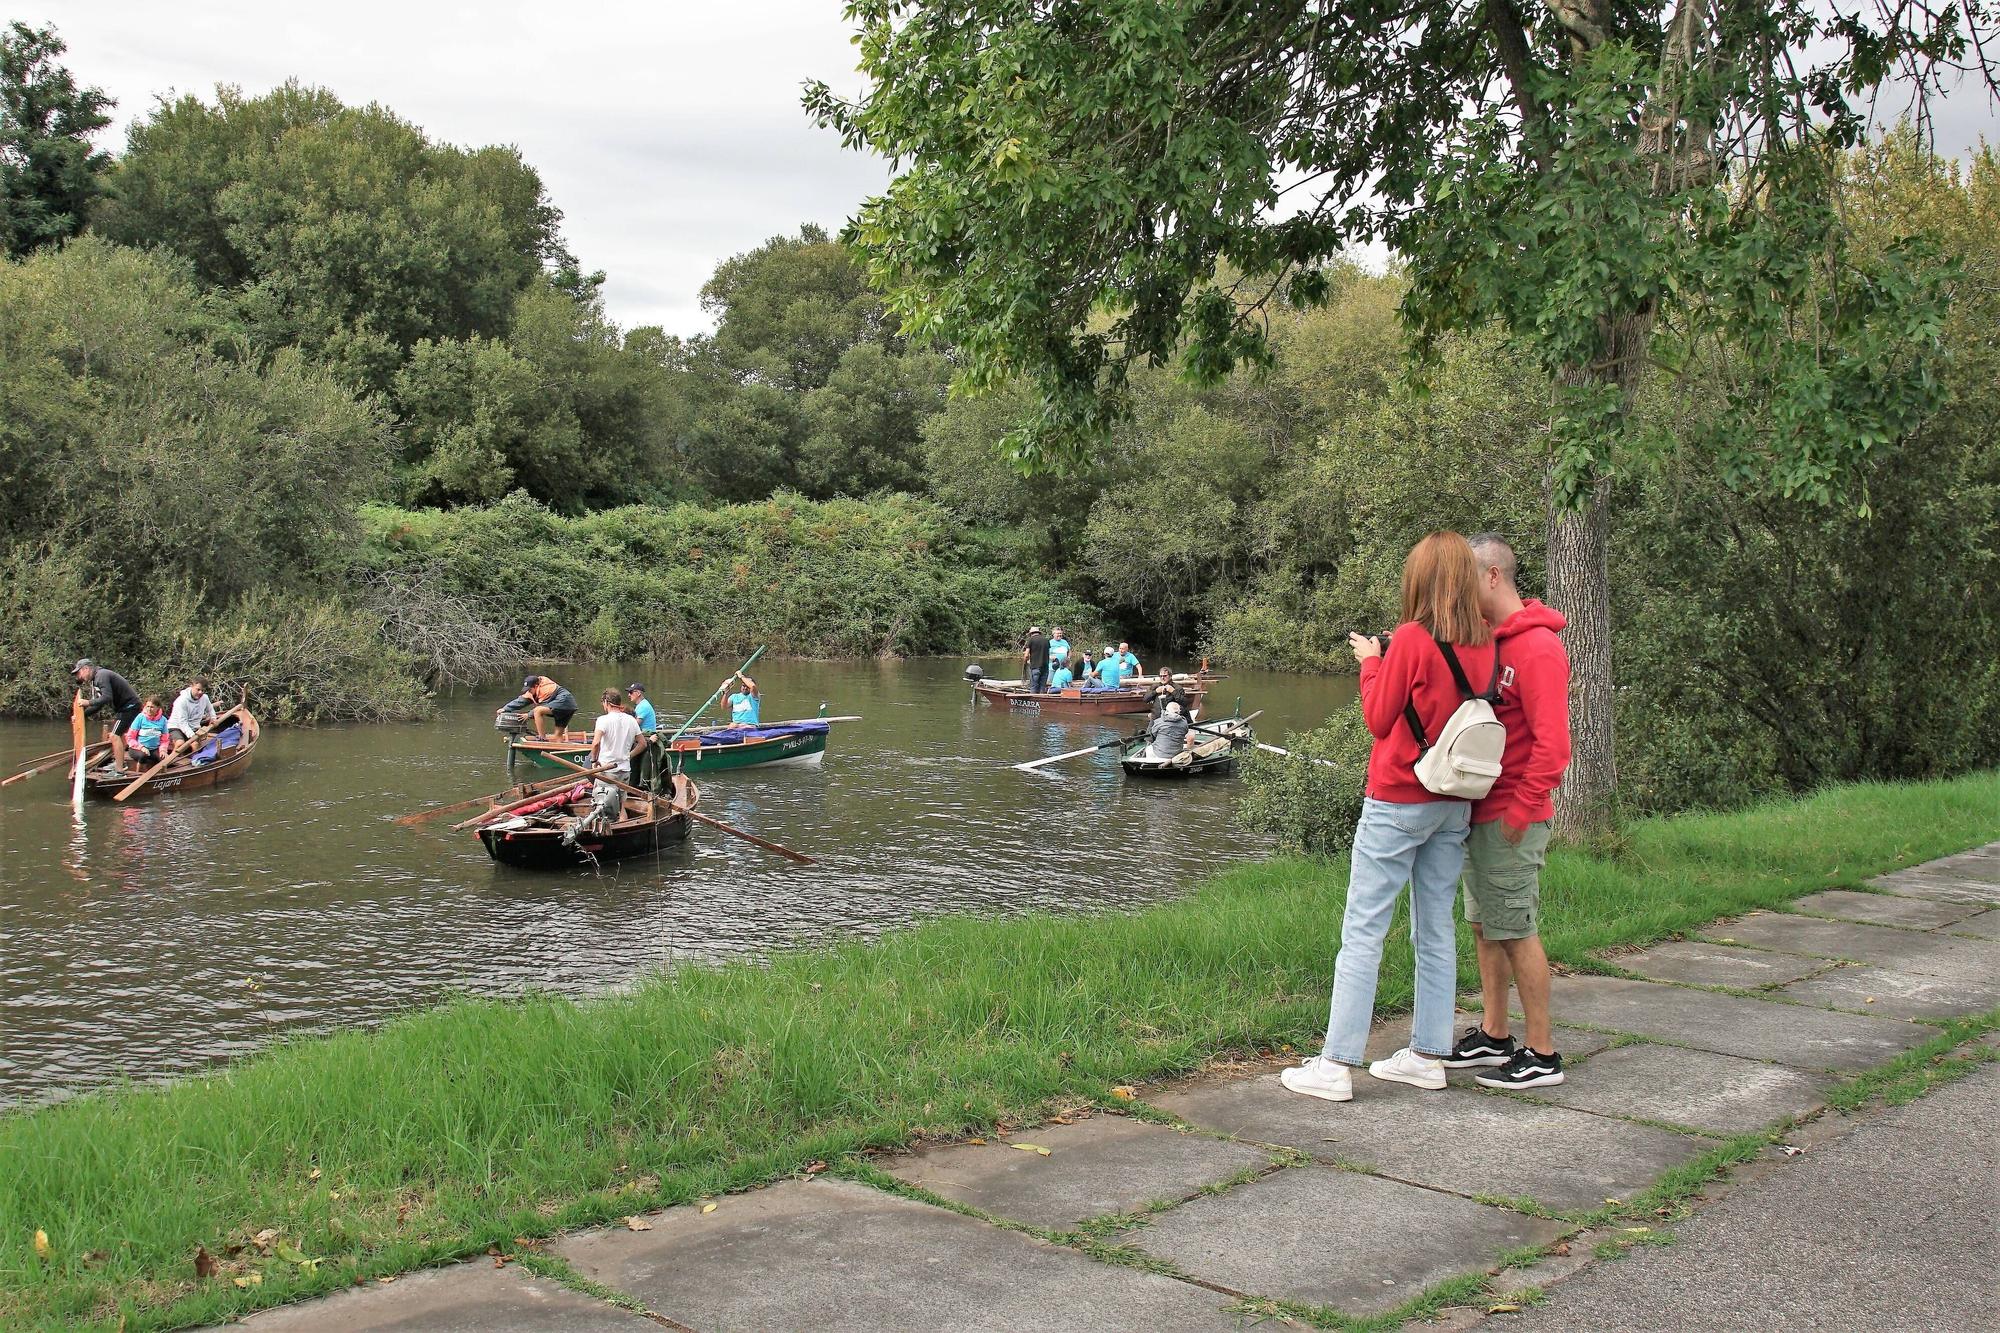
[0,21,112,258]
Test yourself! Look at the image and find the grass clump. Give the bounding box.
[0,772,1994,1329]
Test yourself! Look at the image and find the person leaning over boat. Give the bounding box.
[166,677,218,755]
[1280,532,1498,1105]
[724,672,761,726]
[1022,625,1050,695]
[504,675,578,739]
[73,659,142,775]
[1146,700,1192,758]
[626,682,659,789]
[125,697,171,764]
[586,688,646,817]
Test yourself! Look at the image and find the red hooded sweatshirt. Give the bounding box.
[1358,622,1500,804]
[1472,600,1572,828]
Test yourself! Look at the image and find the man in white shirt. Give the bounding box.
[166,678,218,753]
[586,688,647,822]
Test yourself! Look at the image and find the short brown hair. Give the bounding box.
[143,695,161,708]
[1401,532,1492,647]
[600,688,623,707]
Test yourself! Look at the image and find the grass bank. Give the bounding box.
[3,774,1995,1329]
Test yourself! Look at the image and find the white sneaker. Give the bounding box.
[1368,1047,1447,1090]
[1278,1055,1352,1103]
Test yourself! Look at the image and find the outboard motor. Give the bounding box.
[495,708,532,737]
[963,664,986,682]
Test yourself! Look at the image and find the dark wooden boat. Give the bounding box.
[81,709,260,799]
[971,678,1210,717]
[476,773,698,869]
[1119,716,1253,779]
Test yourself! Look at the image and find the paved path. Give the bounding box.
[223,843,2000,1332]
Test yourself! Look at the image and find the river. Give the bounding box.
[0,657,1354,1107]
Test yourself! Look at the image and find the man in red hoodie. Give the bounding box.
[1442,534,1573,1089]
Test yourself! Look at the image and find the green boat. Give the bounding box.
[508,720,830,775]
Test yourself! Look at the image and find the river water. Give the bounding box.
[0,657,1354,1107]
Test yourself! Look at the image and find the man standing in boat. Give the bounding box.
[724,672,761,726]
[586,688,646,823]
[1046,627,1071,684]
[73,659,142,775]
[626,683,659,789]
[1022,625,1050,695]
[166,677,217,757]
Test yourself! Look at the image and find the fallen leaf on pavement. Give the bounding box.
[1552,1242,1570,1257]
[1010,1143,1052,1156]
[1110,1086,1137,1100]
[968,1138,986,1145]
[194,1245,219,1280]
[623,1216,652,1231]
[701,1203,717,1214]
[1488,1303,1522,1315]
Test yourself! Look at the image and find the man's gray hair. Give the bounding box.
[1468,532,1518,586]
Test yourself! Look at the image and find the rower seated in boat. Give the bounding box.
[167,677,217,754]
[1089,646,1130,691]
[125,697,171,764]
[1145,701,1192,758]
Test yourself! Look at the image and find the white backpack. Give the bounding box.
[1404,640,1506,799]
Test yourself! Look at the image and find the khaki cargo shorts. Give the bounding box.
[1462,818,1552,941]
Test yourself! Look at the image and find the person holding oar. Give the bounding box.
[585,688,647,827]
[166,677,217,756]
[73,659,142,776]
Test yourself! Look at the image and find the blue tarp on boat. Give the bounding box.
[192,724,242,764]
[698,721,830,746]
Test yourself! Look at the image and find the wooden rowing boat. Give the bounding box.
[1119,716,1253,779]
[508,720,831,774]
[476,773,698,869]
[81,710,261,799]
[971,678,1210,717]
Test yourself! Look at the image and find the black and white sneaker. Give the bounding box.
[1442,1025,1516,1069]
[1476,1047,1565,1089]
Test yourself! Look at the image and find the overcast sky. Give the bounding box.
[43,1,891,335]
[34,3,1999,338]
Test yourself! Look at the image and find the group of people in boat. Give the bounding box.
[501,670,765,794]
[71,660,219,776]
[1019,627,1153,695]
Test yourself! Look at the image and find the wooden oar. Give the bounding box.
[396,768,599,828]
[1189,709,1263,736]
[69,693,86,812]
[666,645,767,745]
[448,762,626,831]
[111,702,244,802]
[1253,741,1340,770]
[541,751,815,865]
[4,741,110,788]
[1014,737,1125,772]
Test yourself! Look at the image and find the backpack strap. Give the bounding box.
[1403,639,1502,754]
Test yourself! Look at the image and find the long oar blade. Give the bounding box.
[1254,742,1339,770]
[4,742,109,788]
[1014,738,1123,772]
[70,694,86,812]
[537,750,816,865]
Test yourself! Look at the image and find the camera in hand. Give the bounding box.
[1353,629,1393,651]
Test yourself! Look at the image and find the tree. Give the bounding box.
[0,21,112,257]
[797,342,949,496]
[701,224,893,391]
[810,1,1997,833]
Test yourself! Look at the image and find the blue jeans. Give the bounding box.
[1028,666,1047,694]
[1319,797,1471,1066]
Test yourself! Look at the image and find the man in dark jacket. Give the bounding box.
[74,659,142,774]
[1022,626,1050,695]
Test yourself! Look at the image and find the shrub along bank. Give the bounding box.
[2,772,1993,1330]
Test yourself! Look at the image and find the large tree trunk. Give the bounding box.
[1545,473,1616,837]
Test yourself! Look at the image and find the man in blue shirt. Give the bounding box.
[1048,659,1075,691]
[1047,627,1071,676]
[725,672,761,725]
[1117,641,1142,676]
[1093,645,1128,691]
[626,683,660,787]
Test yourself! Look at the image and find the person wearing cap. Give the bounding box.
[499,674,578,738]
[1092,644,1130,691]
[1021,625,1050,695]
[626,683,660,788]
[73,659,143,774]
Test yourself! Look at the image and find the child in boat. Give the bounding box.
[126,697,171,762]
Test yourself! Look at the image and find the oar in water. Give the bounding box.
[1014,737,1125,772]
[3,740,111,788]
[111,700,245,802]
[1253,741,1340,770]
[69,693,86,813]
[447,761,628,831]
[665,645,767,745]
[541,751,814,865]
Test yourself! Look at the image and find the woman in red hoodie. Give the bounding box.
[1281,532,1498,1104]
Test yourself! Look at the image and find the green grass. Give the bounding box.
[2,773,1994,1329]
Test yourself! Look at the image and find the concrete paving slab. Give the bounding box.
[229,1262,653,1332]
[1609,940,1825,989]
[1947,909,2000,940]
[1790,889,1984,930]
[1777,963,2000,1022]
[1711,912,2000,982]
[1154,1073,1709,1213]
[1367,1011,1616,1063]
[1537,975,1931,1071]
[1129,1164,1563,1316]
[878,1115,1271,1229]
[556,1178,1241,1332]
[1923,847,2000,884]
[1868,869,2000,906]
[1515,1043,1832,1135]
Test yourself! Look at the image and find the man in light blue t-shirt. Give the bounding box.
[725,672,761,725]
[1116,641,1142,676]
[1093,645,1128,691]
[1047,627,1071,675]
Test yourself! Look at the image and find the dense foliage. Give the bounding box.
[0,21,111,257]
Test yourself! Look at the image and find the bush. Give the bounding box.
[1234,709,1375,856]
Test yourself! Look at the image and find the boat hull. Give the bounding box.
[82,711,260,799]
[510,727,828,774]
[477,775,699,869]
[1118,719,1250,779]
[971,681,1209,717]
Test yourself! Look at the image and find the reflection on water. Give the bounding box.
[0,658,1354,1106]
